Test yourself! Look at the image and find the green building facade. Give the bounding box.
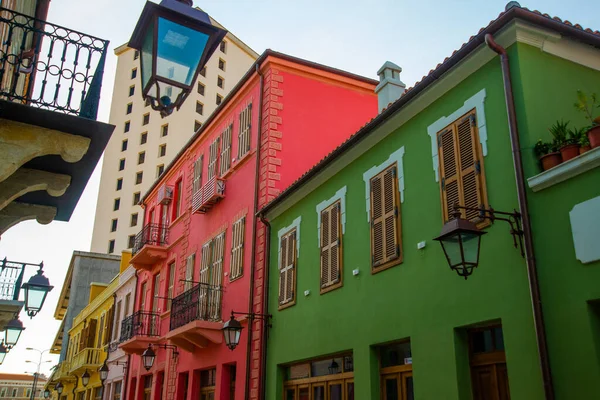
[260,6,600,400]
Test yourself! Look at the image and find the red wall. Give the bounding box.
[129,55,377,400]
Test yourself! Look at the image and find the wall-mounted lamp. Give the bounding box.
[222,311,272,351]
[434,204,524,279]
[142,344,178,371]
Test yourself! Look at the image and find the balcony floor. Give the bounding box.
[165,320,223,353]
[119,335,161,355]
[130,244,168,270]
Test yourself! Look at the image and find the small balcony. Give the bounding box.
[192,177,225,214]
[130,224,169,270]
[70,347,101,374]
[118,311,161,355]
[166,283,223,352]
[53,360,75,382]
[0,259,26,330]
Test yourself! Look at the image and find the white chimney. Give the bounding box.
[375,61,406,113]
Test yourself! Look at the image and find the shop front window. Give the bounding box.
[284,354,354,400]
[380,341,414,400]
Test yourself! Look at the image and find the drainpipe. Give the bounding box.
[485,34,555,400]
[257,214,271,400]
[245,62,265,400]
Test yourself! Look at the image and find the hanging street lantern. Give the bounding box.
[328,359,340,374]
[434,209,486,279]
[43,389,50,398]
[5,316,25,348]
[222,314,243,351]
[21,264,54,318]
[99,361,109,383]
[81,370,90,387]
[55,382,63,395]
[142,345,156,371]
[0,341,8,364]
[128,0,227,118]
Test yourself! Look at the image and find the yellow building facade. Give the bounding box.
[52,276,119,400]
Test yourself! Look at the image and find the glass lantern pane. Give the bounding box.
[157,17,209,86]
[460,232,481,264]
[5,328,21,346]
[26,287,47,311]
[441,235,463,267]
[0,352,5,364]
[141,21,155,91]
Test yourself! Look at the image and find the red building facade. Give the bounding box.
[121,51,377,400]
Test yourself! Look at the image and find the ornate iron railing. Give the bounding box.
[0,7,108,119]
[119,311,160,342]
[0,258,29,301]
[170,283,223,331]
[132,223,169,255]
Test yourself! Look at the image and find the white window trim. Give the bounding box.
[277,216,301,266]
[362,146,405,222]
[427,88,488,182]
[315,186,347,247]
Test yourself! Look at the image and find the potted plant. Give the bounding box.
[534,139,561,171]
[549,120,579,161]
[574,90,600,148]
[579,132,591,154]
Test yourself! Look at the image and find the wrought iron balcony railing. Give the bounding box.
[0,258,28,301]
[170,283,223,331]
[107,341,119,354]
[132,223,169,255]
[119,311,160,342]
[0,7,108,119]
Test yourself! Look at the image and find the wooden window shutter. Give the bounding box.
[193,155,203,194]
[279,230,296,306]
[211,232,225,287]
[237,103,252,159]
[219,125,233,174]
[438,111,487,224]
[320,202,342,290]
[185,253,195,291]
[207,137,220,179]
[86,319,97,348]
[97,314,105,348]
[104,305,115,345]
[230,217,245,280]
[200,242,212,284]
[370,165,401,269]
[78,328,86,352]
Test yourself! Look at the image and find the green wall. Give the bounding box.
[265,43,548,400]
[513,43,600,399]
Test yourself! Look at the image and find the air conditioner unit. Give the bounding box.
[158,185,174,205]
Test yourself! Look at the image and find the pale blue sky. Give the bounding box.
[1,0,598,375]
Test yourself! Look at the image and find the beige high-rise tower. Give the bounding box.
[91,20,258,254]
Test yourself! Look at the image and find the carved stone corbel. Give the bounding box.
[0,168,71,211]
[0,202,57,236]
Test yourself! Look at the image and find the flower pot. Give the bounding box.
[580,145,591,154]
[559,143,580,161]
[540,152,562,171]
[588,125,600,149]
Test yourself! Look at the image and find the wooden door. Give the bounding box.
[328,380,344,400]
[382,371,413,400]
[471,363,510,400]
[312,383,326,400]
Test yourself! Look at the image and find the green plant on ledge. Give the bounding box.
[548,119,570,146]
[534,139,554,158]
[574,90,600,126]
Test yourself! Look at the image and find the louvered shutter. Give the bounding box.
[457,114,485,222]
[284,231,296,303]
[97,314,105,348]
[370,166,400,268]
[200,243,211,284]
[438,111,486,224]
[104,305,115,345]
[208,138,220,179]
[320,202,342,289]
[86,319,97,348]
[184,254,195,291]
[230,217,245,279]
[193,155,203,194]
[278,235,288,305]
[211,233,225,287]
[78,328,86,352]
[237,103,252,158]
[219,125,233,174]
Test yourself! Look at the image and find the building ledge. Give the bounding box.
[130,244,168,270]
[527,147,600,192]
[118,335,161,355]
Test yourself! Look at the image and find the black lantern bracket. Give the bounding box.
[149,343,179,358]
[230,310,272,326]
[454,204,525,257]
